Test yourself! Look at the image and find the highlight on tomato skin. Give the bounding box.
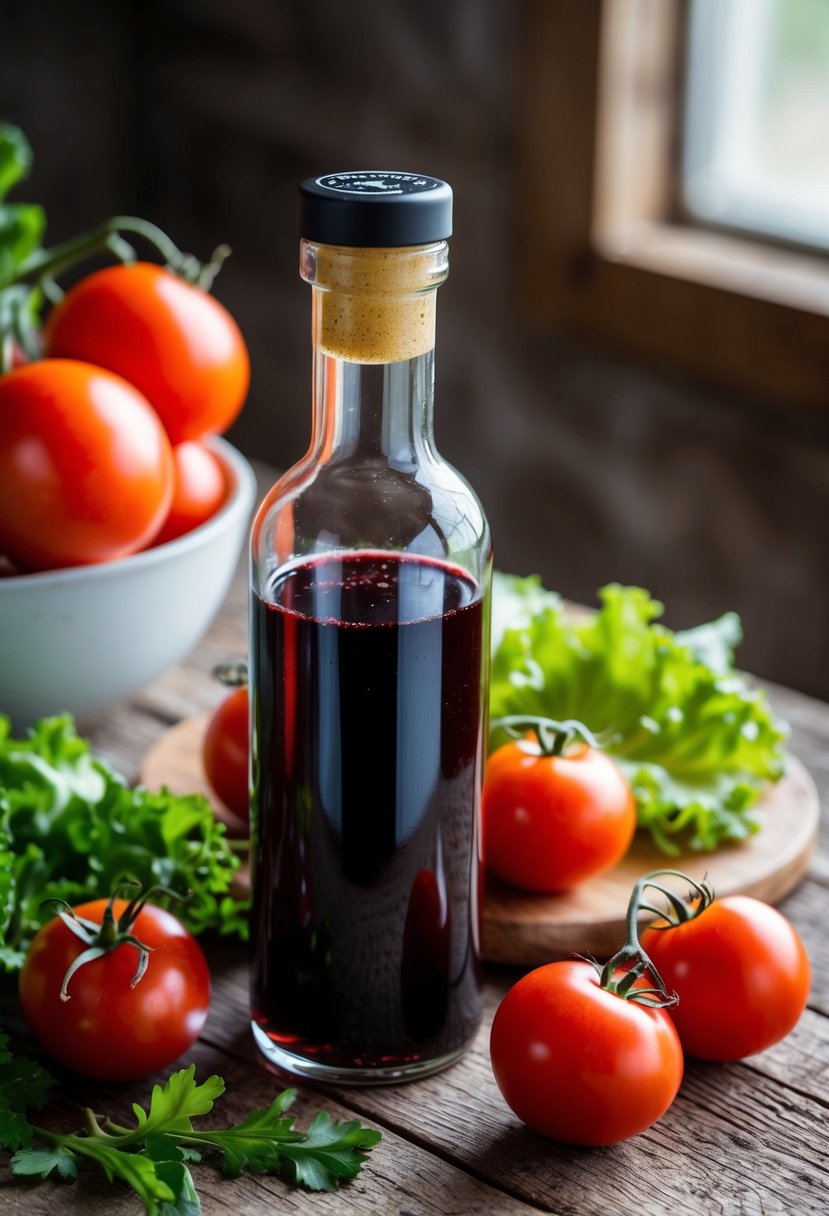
[153,440,228,545]
[203,685,250,823]
[0,359,174,571]
[44,261,251,445]
[641,894,811,1061]
[18,897,211,1082]
[483,732,636,893]
[489,959,684,1147]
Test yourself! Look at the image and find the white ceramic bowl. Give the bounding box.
[0,437,257,730]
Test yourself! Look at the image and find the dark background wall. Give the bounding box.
[3,0,827,698]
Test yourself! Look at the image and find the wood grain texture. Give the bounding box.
[484,758,819,964]
[139,717,819,965]
[139,712,247,834]
[8,472,827,1215]
[200,939,829,1216]
[1,1016,544,1216]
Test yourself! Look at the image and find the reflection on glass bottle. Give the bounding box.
[249,172,491,1084]
[401,862,451,1040]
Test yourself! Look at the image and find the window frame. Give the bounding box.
[517,0,829,410]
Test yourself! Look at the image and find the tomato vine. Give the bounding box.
[597,868,714,1007]
[0,122,230,373]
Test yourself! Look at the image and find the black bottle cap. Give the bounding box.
[299,171,452,247]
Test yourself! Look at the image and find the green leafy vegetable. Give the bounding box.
[0,714,248,971]
[491,575,787,853]
[0,124,235,374]
[0,123,47,365]
[1,1059,381,1214]
[0,1030,55,1153]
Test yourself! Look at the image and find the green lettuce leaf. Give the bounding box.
[0,715,248,971]
[491,575,788,852]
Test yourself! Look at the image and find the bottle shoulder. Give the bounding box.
[251,452,490,585]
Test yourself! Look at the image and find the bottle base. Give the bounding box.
[251,1020,472,1086]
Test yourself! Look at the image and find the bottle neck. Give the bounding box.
[300,240,448,472]
[311,345,435,470]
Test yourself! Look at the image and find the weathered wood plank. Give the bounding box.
[763,683,829,895]
[66,460,829,1216]
[741,1008,829,1100]
[335,1029,829,1216]
[1,1023,545,1216]
[82,699,171,784]
[776,878,829,1016]
[200,943,829,1216]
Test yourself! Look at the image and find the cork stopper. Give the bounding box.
[302,241,449,364]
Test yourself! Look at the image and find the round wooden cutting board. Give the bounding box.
[483,758,819,965]
[140,719,820,965]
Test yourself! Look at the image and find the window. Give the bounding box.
[518,0,829,409]
[684,0,829,252]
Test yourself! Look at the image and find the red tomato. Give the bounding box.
[19,899,210,1081]
[483,739,636,891]
[203,685,249,821]
[0,360,173,570]
[45,262,250,444]
[490,960,683,1146]
[641,895,810,1060]
[154,441,227,545]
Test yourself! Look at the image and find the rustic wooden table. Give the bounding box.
[8,485,829,1215]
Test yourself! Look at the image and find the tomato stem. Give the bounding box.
[599,869,715,1007]
[0,330,13,375]
[490,715,600,757]
[1,214,231,375]
[213,661,249,688]
[10,215,231,297]
[47,877,190,1001]
[14,216,179,283]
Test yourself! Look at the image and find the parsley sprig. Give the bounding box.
[0,1036,382,1212]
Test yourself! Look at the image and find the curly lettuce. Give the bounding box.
[0,715,247,972]
[491,575,788,853]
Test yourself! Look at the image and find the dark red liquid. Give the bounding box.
[250,551,486,1071]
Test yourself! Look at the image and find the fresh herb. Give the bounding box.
[0,1030,56,1152]
[0,125,46,371]
[0,714,248,972]
[0,1045,381,1212]
[491,576,787,853]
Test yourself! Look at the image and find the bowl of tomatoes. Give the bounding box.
[0,433,256,729]
[0,206,259,730]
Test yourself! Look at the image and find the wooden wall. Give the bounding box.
[2,0,827,698]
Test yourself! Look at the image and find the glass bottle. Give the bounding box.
[249,172,491,1085]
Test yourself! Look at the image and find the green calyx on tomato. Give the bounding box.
[0,125,249,566]
[44,261,250,444]
[491,575,788,854]
[491,714,602,757]
[46,877,186,1001]
[640,882,810,1060]
[488,868,707,1146]
[212,660,249,689]
[489,872,695,1146]
[597,868,714,1007]
[20,875,212,1081]
[483,715,636,892]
